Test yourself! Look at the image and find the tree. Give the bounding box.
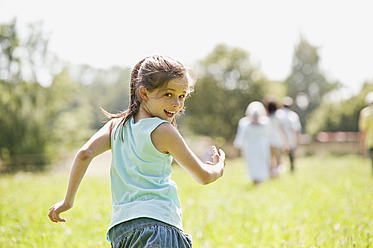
[182,44,268,142]
[22,21,52,84]
[0,80,50,170]
[285,36,339,131]
[0,19,21,82]
[0,20,55,85]
[0,20,93,172]
[46,68,93,154]
[0,67,94,172]
[70,64,131,129]
[307,81,373,136]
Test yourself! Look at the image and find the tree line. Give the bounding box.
[1,19,372,172]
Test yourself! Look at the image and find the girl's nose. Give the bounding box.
[173,98,181,107]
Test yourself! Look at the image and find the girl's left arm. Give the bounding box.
[152,123,226,185]
[48,120,114,223]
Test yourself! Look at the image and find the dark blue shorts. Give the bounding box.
[109,218,193,248]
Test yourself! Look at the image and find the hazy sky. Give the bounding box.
[1,0,372,95]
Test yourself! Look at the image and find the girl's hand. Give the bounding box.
[48,201,72,223]
[152,124,225,184]
[207,146,226,166]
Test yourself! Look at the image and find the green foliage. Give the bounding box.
[0,63,131,171]
[0,19,21,81]
[0,20,51,171]
[0,68,93,171]
[264,80,287,99]
[46,69,94,153]
[0,20,131,172]
[70,65,131,129]
[285,36,339,131]
[1,155,372,247]
[182,44,269,142]
[0,80,49,169]
[307,81,373,135]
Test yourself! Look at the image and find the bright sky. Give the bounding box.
[1,0,373,95]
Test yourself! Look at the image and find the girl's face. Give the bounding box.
[143,77,189,122]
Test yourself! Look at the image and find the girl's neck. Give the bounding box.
[134,105,156,123]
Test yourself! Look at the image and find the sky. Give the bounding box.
[1,0,373,96]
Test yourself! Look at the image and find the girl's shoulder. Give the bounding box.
[151,122,182,154]
[106,117,125,138]
[111,117,123,127]
[152,121,178,138]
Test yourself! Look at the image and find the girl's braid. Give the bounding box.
[123,58,146,123]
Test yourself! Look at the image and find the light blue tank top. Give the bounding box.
[107,116,183,241]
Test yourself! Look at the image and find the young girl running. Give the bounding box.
[48,55,226,247]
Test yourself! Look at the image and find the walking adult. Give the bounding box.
[234,101,270,184]
[276,97,301,173]
[265,99,289,177]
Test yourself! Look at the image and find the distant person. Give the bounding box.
[277,96,301,173]
[48,55,226,247]
[265,99,289,177]
[359,91,373,174]
[234,101,270,185]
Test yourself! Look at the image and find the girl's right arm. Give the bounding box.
[48,119,114,223]
[152,123,226,185]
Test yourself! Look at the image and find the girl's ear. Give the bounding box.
[139,86,149,101]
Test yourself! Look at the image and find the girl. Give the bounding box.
[48,55,226,247]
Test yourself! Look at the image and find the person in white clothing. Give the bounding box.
[276,97,301,173]
[265,99,289,177]
[234,101,270,184]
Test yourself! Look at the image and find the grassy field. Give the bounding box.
[1,154,372,247]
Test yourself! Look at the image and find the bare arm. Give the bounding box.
[48,120,114,223]
[151,123,225,185]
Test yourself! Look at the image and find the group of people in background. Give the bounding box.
[234,96,301,185]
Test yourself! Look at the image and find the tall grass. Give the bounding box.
[0,155,372,247]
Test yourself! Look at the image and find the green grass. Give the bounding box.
[1,155,372,247]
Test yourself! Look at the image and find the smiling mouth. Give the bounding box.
[164,110,176,118]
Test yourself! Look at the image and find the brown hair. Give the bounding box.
[103,55,194,136]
